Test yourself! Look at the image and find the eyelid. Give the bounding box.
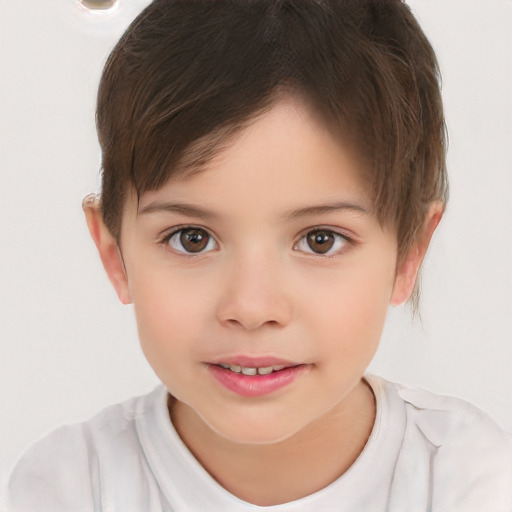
[160,224,219,255]
[296,225,355,242]
[294,226,354,257]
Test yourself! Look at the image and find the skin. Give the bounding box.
[84,96,442,506]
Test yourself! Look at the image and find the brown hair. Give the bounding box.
[97,0,447,265]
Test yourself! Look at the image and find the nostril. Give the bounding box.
[79,0,117,10]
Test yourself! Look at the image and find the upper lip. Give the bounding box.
[209,356,299,368]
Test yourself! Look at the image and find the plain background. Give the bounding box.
[1,0,511,488]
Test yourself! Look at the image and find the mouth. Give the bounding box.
[207,359,308,397]
[215,363,290,376]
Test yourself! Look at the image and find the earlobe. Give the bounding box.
[390,201,444,306]
[82,194,132,305]
[390,248,421,306]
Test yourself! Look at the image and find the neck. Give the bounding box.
[170,379,376,506]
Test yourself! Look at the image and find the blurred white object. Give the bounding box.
[79,0,117,10]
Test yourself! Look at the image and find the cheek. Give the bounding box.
[306,261,395,355]
[130,274,208,398]
[129,267,211,359]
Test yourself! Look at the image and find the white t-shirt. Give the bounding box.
[3,375,512,512]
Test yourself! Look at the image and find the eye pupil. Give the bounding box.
[307,230,334,254]
[180,229,209,252]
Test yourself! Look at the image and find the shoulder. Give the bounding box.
[3,386,165,512]
[4,422,96,512]
[377,377,512,510]
[390,379,511,449]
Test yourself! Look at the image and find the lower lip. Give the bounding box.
[208,364,307,397]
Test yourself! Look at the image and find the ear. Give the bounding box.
[82,194,131,304]
[391,201,444,305]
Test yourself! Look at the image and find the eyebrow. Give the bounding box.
[282,201,370,221]
[138,200,370,221]
[139,201,220,220]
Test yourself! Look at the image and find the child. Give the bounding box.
[4,0,511,510]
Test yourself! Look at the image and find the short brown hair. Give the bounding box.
[97,0,447,263]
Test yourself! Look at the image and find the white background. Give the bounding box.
[1,0,511,488]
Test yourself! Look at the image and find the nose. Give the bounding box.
[215,250,293,331]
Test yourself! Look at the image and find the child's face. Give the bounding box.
[91,97,415,445]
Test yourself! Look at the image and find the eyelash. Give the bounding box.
[160,225,353,258]
[161,225,218,257]
[293,228,352,258]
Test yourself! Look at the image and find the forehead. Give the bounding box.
[134,97,373,220]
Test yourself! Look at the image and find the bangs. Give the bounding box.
[97,0,447,260]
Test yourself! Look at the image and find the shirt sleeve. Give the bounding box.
[432,408,512,511]
[3,424,97,512]
[397,385,512,512]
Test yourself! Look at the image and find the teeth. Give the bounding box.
[217,364,287,375]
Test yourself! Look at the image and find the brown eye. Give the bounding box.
[295,229,349,256]
[306,230,336,254]
[167,227,217,254]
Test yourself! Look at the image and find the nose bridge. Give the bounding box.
[216,244,293,330]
